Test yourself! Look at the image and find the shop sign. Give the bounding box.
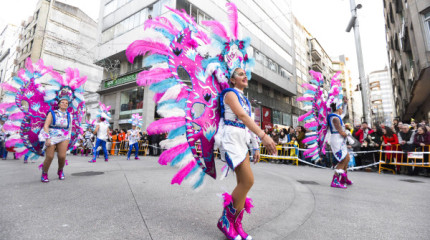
[104,73,137,88]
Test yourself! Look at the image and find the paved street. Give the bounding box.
[1,155,429,240]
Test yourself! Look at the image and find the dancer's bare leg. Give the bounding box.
[232,153,254,215]
[56,140,69,170]
[42,145,56,172]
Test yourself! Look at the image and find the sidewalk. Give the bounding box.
[0,155,429,240]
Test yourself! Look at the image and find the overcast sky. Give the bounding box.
[292,0,388,80]
[1,0,388,80]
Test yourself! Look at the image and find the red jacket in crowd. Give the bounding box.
[355,128,374,143]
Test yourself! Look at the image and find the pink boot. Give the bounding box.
[331,174,346,188]
[41,172,49,183]
[217,193,242,240]
[58,169,65,180]
[234,197,253,240]
[340,172,353,185]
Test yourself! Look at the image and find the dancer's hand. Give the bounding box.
[45,139,51,147]
[262,135,277,155]
[253,149,260,164]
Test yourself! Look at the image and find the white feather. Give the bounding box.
[174,152,194,168]
[159,135,187,149]
[159,84,182,102]
[157,108,185,118]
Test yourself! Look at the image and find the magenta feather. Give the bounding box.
[3,123,20,131]
[302,136,318,143]
[201,20,229,42]
[153,92,164,103]
[158,143,189,165]
[25,58,34,73]
[9,112,25,121]
[136,68,173,86]
[297,96,314,102]
[5,139,23,148]
[171,160,196,185]
[304,122,318,128]
[0,102,16,111]
[176,88,189,102]
[147,117,186,135]
[302,83,316,91]
[244,197,254,214]
[126,40,170,64]
[144,19,179,35]
[1,83,17,93]
[226,3,239,39]
[304,146,318,156]
[39,163,44,170]
[165,6,192,24]
[15,149,29,159]
[298,111,313,122]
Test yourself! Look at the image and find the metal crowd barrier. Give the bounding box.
[379,144,430,174]
[260,144,299,165]
[117,140,149,156]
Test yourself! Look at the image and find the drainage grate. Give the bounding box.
[297,180,319,185]
[400,179,424,183]
[71,171,104,176]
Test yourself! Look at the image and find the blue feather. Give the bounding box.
[171,13,187,30]
[170,148,192,166]
[154,28,175,41]
[168,126,186,139]
[202,57,221,69]
[5,92,16,97]
[6,105,17,112]
[185,165,199,180]
[158,98,186,110]
[304,90,315,95]
[13,76,24,85]
[143,54,169,67]
[149,78,178,93]
[192,171,206,189]
[48,79,62,87]
[30,153,40,160]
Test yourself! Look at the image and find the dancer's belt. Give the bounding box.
[50,126,68,130]
[224,120,245,129]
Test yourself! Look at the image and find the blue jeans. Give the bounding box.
[127,142,139,159]
[93,139,108,160]
[0,141,5,159]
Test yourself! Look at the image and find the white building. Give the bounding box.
[15,0,102,117]
[368,68,394,126]
[0,24,20,102]
[96,0,297,130]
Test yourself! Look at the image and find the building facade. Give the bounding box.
[96,0,298,131]
[367,68,395,125]
[383,0,430,122]
[0,24,20,102]
[14,0,102,117]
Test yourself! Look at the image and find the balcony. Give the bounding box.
[312,62,323,72]
[311,49,321,61]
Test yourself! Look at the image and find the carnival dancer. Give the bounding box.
[217,68,277,239]
[327,101,352,188]
[126,3,277,239]
[83,128,93,156]
[126,113,143,160]
[0,58,86,182]
[297,70,353,188]
[89,103,111,163]
[39,98,72,182]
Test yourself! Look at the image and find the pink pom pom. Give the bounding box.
[222,192,233,208]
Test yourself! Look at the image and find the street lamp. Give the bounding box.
[346,0,369,123]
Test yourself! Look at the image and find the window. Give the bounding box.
[273,110,281,125]
[120,87,144,114]
[128,56,142,72]
[424,11,430,49]
[104,0,117,16]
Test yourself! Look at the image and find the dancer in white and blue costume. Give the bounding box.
[327,99,353,188]
[127,126,140,160]
[214,68,277,240]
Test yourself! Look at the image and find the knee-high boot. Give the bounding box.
[217,192,242,240]
[234,196,253,240]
